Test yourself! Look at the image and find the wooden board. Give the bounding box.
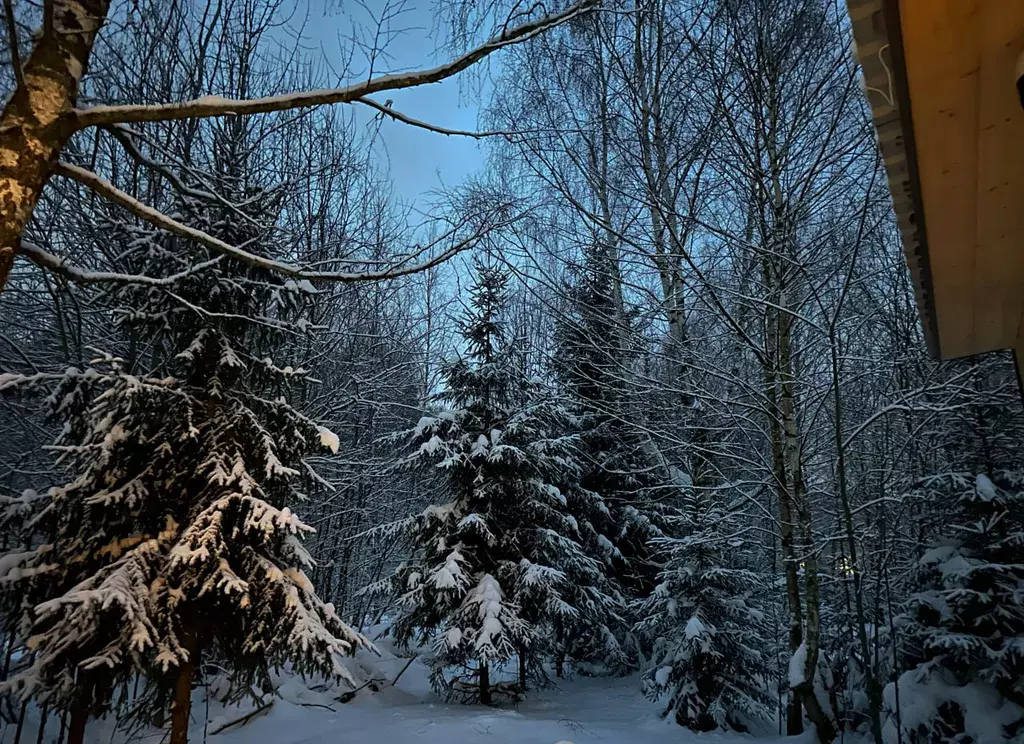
[898,0,1024,358]
[974,3,1024,354]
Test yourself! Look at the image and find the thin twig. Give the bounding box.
[3,0,24,92]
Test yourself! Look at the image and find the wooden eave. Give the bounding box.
[847,0,1024,378]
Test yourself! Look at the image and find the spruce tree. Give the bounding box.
[386,258,620,702]
[0,163,367,743]
[637,492,772,732]
[553,245,669,616]
[891,471,1024,742]
[511,381,629,684]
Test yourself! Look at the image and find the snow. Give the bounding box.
[3,638,799,744]
[428,548,467,589]
[788,641,807,687]
[317,425,340,454]
[467,574,505,653]
[413,415,437,437]
[883,670,1023,744]
[683,615,705,640]
[975,472,998,501]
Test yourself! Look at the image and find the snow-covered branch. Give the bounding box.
[70,1,598,130]
[53,161,517,284]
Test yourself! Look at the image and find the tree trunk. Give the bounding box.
[170,633,198,744]
[67,701,87,744]
[35,702,49,744]
[518,650,527,691]
[12,699,28,744]
[761,288,804,735]
[779,308,834,743]
[56,709,67,744]
[796,681,837,744]
[478,660,491,706]
[831,331,884,743]
[0,0,111,296]
[1,628,15,679]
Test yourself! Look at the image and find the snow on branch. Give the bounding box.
[16,240,225,286]
[70,1,599,130]
[51,161,518,285]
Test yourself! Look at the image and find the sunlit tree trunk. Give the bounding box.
[0,0,111,294]
[169,632,198,744]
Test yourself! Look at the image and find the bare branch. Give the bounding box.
[52,162,516,284]
[356,97,511,139]
[71,1,598,130]
[2,0,23,92]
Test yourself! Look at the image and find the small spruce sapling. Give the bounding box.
[637,491,771,732]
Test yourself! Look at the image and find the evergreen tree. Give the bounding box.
[0,163,367,743]
[512,382,629,684]
[386,258,620,702]
[888,471,1024,742]
[637,492,772,732]
[553,245,670,613]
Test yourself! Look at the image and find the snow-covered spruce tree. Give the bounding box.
[512,381,629,685]
[886,471,1024,742]
[553,244,669,617]
[386,258,618,702]
[0,167,368,743]
[637,491,772,732]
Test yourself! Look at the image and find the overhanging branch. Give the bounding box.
[70,1,598,130]
[52,161,517,284]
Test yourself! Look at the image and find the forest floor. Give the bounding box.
[2,634,821,744]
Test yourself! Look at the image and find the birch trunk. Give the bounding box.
[779,296,835,743]
[762,296,804,735]
[0,0,111,294]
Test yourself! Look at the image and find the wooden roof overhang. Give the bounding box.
[847,0,1024,385]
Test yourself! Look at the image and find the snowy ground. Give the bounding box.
[2,636,817,744]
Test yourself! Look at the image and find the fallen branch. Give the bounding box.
[209,699,274,735]
[337,653,419,704]
[390,654,419,687]
[296,701,336,712]
[337,678,387,704]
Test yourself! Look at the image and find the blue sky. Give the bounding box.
[299,1,492,209]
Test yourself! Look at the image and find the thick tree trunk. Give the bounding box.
[478,660,491,706]
[1,628,15,679]
[170,633,198,744]
[57,709,67,744]
[0,0,111,295]
[66,701,87,744]
[796,681,837,744]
